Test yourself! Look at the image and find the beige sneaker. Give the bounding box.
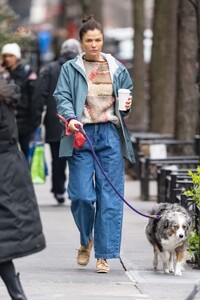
[77,239,93,266]
[96,259,110,273]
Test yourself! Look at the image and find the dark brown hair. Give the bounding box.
[79,15,103,41]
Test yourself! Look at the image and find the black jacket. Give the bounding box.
[32,57,67,142]
[0,78,46,263]
[8,63,37,136]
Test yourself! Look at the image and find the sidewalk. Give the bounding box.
[121,180,200,300]
[0,146,199,300]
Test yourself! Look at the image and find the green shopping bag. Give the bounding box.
[30,142,46,184]
[29,127,48,184]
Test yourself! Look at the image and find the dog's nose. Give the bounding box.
[179,234,184,238]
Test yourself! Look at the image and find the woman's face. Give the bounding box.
[81,29,103,61]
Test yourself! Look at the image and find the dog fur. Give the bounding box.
[145,203,192,276]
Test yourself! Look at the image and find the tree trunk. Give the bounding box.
[149,0,178,134]
[175,0,199,154]
[80,0,103,24]
[128,0,147,132]
[197,0,200,137]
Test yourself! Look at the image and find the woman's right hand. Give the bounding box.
[68,119,83,133]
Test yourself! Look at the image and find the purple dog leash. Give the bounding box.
[80,127,160,220]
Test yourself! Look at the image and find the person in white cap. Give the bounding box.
[1,43,21,64]
[32,38,82,204]
[1,42,37,159]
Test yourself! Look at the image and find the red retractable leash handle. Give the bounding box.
[57,114,160,220]
[57,114,86,149]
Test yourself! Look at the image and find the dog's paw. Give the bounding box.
[153,257,158,269]
[175,262,183,276]
[163,262,170,274]
[153,263,158,270]
[169,268,174,273]
[174,269,182,276]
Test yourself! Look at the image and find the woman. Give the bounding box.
[54,16,135,273]
[0,73,46,299]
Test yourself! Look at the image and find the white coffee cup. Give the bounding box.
[118,89,130,111]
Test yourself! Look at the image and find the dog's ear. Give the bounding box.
[163,218,169,229]
[186,216,192,228]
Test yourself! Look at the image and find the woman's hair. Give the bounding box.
[79,15,103,41]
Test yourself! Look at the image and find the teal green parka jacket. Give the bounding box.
[53,52,135,164]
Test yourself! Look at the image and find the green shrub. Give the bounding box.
[184,166,200,206]
[184,166,200,263]
[188,228,200,263]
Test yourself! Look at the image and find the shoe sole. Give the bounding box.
[77,261,89,266]
[96,269,109,273]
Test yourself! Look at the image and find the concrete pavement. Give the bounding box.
[0,145,199,300]
[121,180,200,300]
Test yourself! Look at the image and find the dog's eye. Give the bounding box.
[173,225,179,230]
[182,225,187,230]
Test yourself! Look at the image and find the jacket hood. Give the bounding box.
[73,52,121,81]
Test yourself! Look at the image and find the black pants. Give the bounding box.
[0,260,15,282]
[18,134,31,160]
[49,141,67,195]
[0,260,27,299]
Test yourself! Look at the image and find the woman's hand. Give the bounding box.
[68,119,83,133]
[125,95,132,110]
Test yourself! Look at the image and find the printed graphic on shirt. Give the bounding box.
[81,60,119,125]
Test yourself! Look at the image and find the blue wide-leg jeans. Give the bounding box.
[67,122,124,259]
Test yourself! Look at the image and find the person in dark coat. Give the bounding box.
[0,71,46,299]
[1,43,37,159]
[32,39,82,204]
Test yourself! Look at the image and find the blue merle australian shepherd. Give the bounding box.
[145,203,192,276]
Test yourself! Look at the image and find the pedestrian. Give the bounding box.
[1,42,37,159]
[0,71,46,299]
[53,15,135,273]
[32,39,82,204]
